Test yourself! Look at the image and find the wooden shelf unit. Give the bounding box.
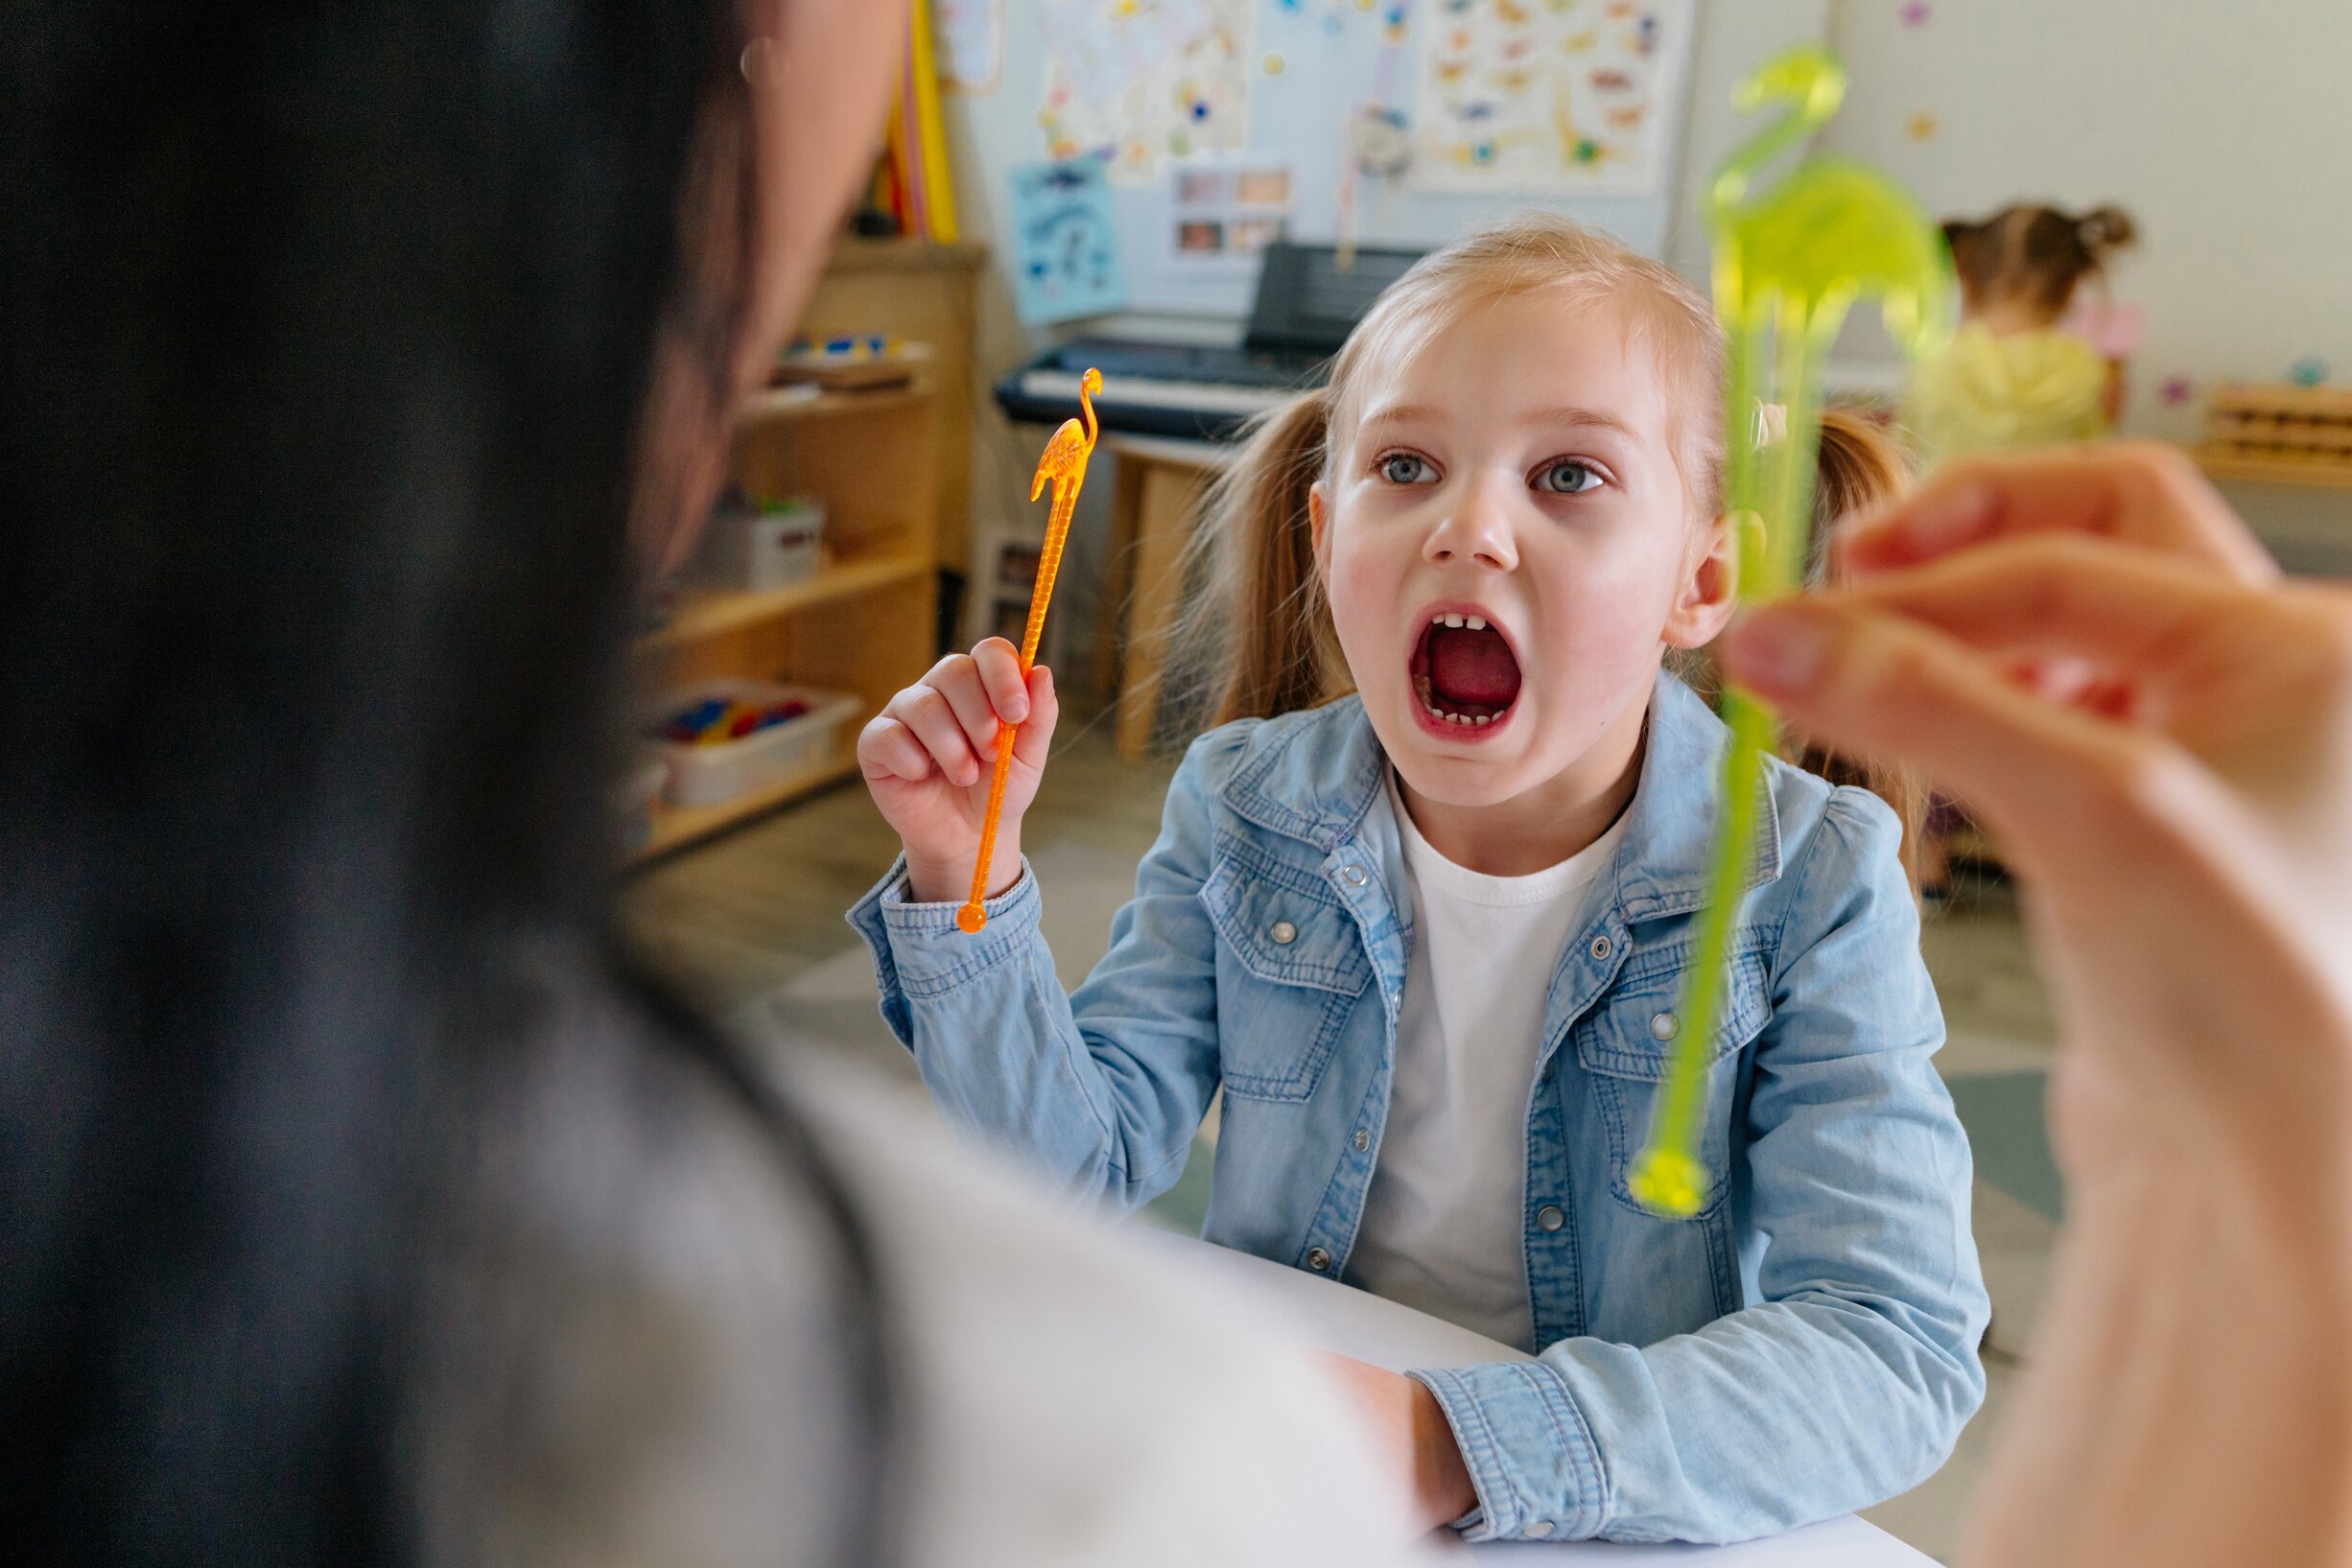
[2194,383,2352,490]
[641,551,929,650]
[793,240,986,575]
[630,362,943,865]
[2193,446,2352,492]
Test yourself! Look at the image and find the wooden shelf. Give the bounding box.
[632,751,862,862]
[639,552,928,650]
[2193,446,2352,492]
[741,384,928,423]
[824,238,989,274]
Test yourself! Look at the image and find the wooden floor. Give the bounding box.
[624,706,1177,1017]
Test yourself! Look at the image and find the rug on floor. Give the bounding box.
[1947,1070,2064,1223]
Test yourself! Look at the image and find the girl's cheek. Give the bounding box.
[1323,528,1396,624]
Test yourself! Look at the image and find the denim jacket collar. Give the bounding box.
[1216,668,1783,923]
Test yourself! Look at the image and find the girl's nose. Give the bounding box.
[1424,476,1519,572]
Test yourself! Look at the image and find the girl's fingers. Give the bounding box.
[889,684,981,787]
[857,714,934,783]
[972,637,1032,725]
[924,655,1006,758]
[1010,666,1058,771]
[1833,444,2279,587]
[1720,597,2158,865]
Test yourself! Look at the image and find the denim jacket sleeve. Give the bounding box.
[1413,787,1989,1546]
[845,726,1248,1212]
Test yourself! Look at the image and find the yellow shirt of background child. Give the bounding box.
[1905,321,2111,465]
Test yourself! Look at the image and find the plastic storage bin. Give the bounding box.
[644,679,861,807]
[697,496,825,592]
[611,752,670,854]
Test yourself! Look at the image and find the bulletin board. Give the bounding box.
[975,0,1700,321]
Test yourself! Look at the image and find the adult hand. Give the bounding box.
[1729,444,2352,1182]
[1718,444,2352,1568]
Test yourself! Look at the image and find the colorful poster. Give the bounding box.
[1038,0,1256,183]
[1007,159,1128,324]
[1408,0,1692,196]
[933,0,1004,92]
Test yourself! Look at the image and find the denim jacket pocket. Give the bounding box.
[1200,834,1372,1103]
[1575,940,1772,1216]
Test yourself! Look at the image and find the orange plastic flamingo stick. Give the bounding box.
[958,367,1101,935]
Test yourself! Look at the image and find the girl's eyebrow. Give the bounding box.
[1356,404,1447,437]
[1357,403,1642,447]
[1519,406,1641,445]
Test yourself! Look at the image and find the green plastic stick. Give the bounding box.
[1627,45,1954,1218]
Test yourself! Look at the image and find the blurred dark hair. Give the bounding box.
[1941,202,2139,321]
[1,4,887,1562]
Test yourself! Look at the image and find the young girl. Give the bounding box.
[851,214,1987,1546]
[1907,202,2139,465]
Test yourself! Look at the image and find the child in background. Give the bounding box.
[851,214,1987,1546]
[1906,203,2139,465]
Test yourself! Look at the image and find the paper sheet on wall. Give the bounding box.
[1161,158,1294,269]
[933,0,1004,93]
[1409,0,1693,196]
[1007,159,1129,323]
[1037,0,1256,182]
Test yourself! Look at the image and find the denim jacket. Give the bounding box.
[849,671,1987,1546]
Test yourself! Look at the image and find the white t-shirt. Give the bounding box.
[1348,775,1629,1351]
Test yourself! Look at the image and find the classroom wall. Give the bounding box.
[1819,0,2352,568]
[941,0,1826,359]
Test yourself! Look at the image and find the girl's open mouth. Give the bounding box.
[1409,610,1521,737]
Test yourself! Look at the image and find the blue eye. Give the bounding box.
[1535,458,1602,495]
[1377,452,1438,485]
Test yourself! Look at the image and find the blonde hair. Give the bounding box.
[1163,212,1924,880]
[1798,404,1928,891]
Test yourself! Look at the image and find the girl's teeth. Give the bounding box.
[1473,714,1493,726]
[1465,615,1486,631]
[1439,612,1465,628]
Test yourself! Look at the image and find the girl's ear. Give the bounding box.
[1663,512,1742,650]
[1308,479,1332,572]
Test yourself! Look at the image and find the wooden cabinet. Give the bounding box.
[793,238,987,574]
[627,239,983,862]
[631,382,939,860]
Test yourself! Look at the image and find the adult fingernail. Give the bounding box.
[1724,606,1832,696]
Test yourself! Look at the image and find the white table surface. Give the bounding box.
[1137,1230,1936,1565]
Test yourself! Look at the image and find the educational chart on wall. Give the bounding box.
[1036,0,1257,181]
[1007,159,1129,323]
[1410,0,1694,196]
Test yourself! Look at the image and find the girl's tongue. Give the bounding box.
[1425,623,1521,714]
